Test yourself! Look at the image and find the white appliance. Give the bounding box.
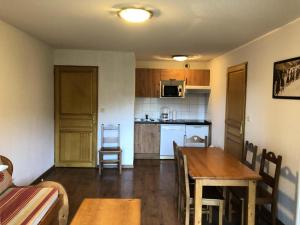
[160,124,185,159]
[160,80,185,98]
[185,125,209,147]
[160,107,170,121]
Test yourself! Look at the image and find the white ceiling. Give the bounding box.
[0,0,300,61]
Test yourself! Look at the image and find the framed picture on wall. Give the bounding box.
[273,56,300,99]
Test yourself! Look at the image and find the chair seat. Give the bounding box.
[100,147,121,153]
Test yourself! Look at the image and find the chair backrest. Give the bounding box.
[173,141,179,161]
[242,141,258,170]
[259,149,282,198]
[184,135,208,147]
[178,151,190,204]
[0,155,13,175]
[101,124,120,148]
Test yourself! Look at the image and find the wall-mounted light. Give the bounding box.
[118,8,152,23]
[172,55,188,62]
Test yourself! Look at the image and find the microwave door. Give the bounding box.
[164,86,179,97]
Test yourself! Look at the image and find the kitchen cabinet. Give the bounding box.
[135,68,211,97]
[160,69,185,81]
[185,69,210,86]
[135,68,160,97]
[134,124,160,159]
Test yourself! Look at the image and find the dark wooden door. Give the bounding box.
[54,66,98,167]
[224,63,247,159]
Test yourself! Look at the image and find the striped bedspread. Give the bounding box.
[0,187,58,225]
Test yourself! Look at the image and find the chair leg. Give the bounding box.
[271,203,277,225]
[177,185,181,220]
[240,198,245,225]
[219,201,224,225]
[99,153,102,175]
[119,152,122,175]
[228,192,233,222]
[185,199,190,225]
[209,206,213,223]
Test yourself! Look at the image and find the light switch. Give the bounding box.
[246,115,250,122]
[100,108,105,112]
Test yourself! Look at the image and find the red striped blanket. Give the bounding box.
[0,187,58,225]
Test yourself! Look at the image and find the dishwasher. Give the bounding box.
[160,124,185,159]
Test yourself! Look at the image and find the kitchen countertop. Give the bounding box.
[134,119,211,125]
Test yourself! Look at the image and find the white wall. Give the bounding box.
[54,50,136,166]
[136,60,209,69]
[208,18,300,225]
[0,20,54,185]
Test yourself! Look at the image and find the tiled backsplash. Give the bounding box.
[135,94,209,120]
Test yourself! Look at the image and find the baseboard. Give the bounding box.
[31,165,55,185]
[134,153,160,159]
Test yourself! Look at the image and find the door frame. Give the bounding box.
[224,62,248,158]
[54,65,98,167]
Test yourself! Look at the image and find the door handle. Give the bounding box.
[240,123,243,135]
[92,114,97,125]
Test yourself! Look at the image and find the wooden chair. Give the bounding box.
[256,149,282,225]
[99,124,122,175]
[178,151,224,225]
[228,141,258,224]
[229,148,282,225]
[184,135,208,147]
[173,141,180,218]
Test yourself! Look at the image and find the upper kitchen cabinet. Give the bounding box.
[185,69,210,86]
[135,68,161,97]
[160,69,185,81]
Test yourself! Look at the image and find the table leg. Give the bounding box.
[194,179,203,225]
[247,180,256,225]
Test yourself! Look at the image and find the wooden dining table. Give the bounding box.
[180,147,261,225]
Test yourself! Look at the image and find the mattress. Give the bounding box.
[0,187,58,225]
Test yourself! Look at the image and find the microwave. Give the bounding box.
[160,80,185,98]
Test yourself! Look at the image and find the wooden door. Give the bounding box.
[185,69,210,86]
[160,69,185,80]
[224,63,247,160]
[55,66,98,167]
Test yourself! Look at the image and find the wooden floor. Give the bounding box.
[44,160,242,225]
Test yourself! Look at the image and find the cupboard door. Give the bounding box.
[149,69,161,97]
[185,70,210,86]
[135,68,151,97]
[134,124,160,154]
[160,69,185,80]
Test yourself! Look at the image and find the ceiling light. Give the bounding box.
[172,55,188,62]
[118,8,152,23]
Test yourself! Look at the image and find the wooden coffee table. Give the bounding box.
[70,199,141,225]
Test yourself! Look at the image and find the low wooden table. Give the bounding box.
[70,199,141,225]
[181,147,261,225]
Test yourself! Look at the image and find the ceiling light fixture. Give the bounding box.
[118,8,152,23]
[172,55,188,62]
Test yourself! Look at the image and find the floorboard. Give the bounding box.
[43,160,242,225]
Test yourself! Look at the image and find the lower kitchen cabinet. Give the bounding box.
[134,124,160,159]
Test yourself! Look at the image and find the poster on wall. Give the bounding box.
[273,56,300,99]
